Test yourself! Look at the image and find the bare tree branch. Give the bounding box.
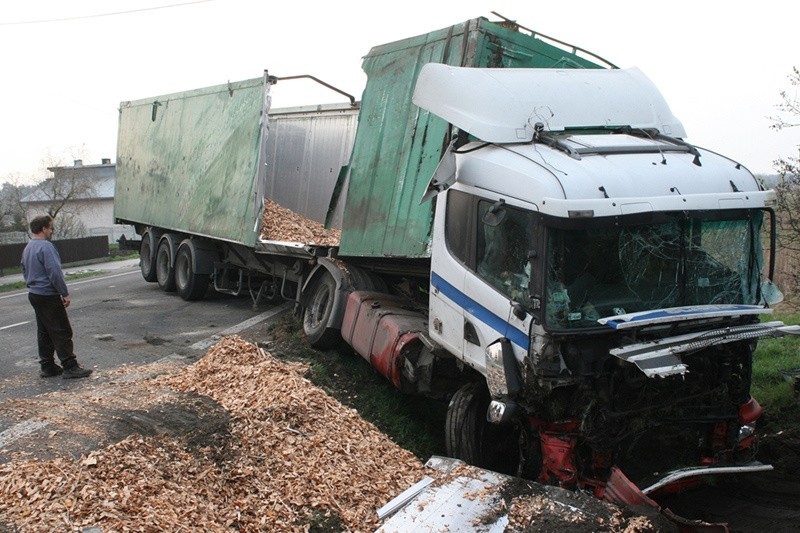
[4,147,97,239]
[772,68,800,292]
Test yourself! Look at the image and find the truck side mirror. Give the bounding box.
[483,199,507,227]
[485,338,522,399]
[761,279,784,305]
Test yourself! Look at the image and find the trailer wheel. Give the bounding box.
[302,272,341,349]
[175,243,209,301]
[445,382,524,475]
[156,239,177,292]
[139,232,157,282]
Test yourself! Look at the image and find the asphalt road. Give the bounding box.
[0,262,290,402]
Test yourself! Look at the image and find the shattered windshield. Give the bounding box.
[545,210,764,329]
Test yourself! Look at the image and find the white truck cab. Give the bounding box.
[417,64,797,489]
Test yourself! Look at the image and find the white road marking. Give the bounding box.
[0,290,29,300]
[0,420,49,448]
[190,302,293,351]
[67,270,141,286]
[0,321,30,331]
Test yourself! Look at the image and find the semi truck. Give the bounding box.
[114,16,798,500]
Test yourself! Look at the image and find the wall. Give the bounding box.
[0,236,109,272]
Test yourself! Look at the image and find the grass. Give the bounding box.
[109,244,139,260]
[0,281,25,293]
[753,310,800,430]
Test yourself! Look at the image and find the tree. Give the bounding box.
[771,67,800,292]
[15,148,97,240]
[0,176,35,237]
[32,174,95,239]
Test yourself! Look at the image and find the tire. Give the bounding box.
[140,232,157,282]
[156,239,176,292]
[302,272,341,349]
[175,243,210,301]
[445,382,525,475]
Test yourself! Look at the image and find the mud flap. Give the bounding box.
[603,466,730,533]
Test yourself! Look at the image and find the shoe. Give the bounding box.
[39,364,64,378]
[62,365,93,379]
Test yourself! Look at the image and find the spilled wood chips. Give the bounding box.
[0,335,660,532]
[260,199,340,246]
[0,336,423,531]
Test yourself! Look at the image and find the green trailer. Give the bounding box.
[115,17,606,263]
[114,14,609,323]
[336,17,607,260]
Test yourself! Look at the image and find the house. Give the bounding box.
[21,159,134,243]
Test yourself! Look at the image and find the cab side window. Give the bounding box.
[476,201,532,302]
[446,190,533,302]
[445,189,474,267]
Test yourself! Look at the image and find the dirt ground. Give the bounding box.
[0,316,799,531]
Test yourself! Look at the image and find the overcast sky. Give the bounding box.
[0,0,797,185]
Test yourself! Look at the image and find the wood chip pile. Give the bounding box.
[0,336,425,532]
[0,335,660,532]
[260,199,341,246]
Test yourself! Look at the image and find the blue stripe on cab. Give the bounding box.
[431,272,530,350]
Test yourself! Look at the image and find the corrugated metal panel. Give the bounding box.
[338,18,604,259]
[263,105,359,225]
[115,77,266,247]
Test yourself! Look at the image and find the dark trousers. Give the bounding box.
[28,293,77,369]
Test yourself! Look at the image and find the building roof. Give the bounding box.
[21,160,116,203]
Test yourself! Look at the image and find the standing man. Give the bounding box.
[21,215,93,379]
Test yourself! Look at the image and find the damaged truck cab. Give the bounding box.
[416,64,798,493]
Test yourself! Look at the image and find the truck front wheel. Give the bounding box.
[174,243,210,301]
[302,273,341,349]
[446,382,525,476]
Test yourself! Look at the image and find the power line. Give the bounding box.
[0,0,215,26]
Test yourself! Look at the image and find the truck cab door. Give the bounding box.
[462,199,535,370]
[431,189,536,373]
[461,274,533,373]
[429,191,471,358]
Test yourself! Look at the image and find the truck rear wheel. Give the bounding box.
[175,243,209,301]
[156,239,177,292]
[445,382,524,475]
[140,232,157,282]
[302,273,341,349]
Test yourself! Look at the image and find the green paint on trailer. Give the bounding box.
[114,78,265,247]
[338,18,603,259]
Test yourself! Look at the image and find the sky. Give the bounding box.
[0,0,797,185]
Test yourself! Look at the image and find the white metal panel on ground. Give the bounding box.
[376,457,509,532]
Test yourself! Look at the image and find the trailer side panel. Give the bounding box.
[338,17,603,259]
